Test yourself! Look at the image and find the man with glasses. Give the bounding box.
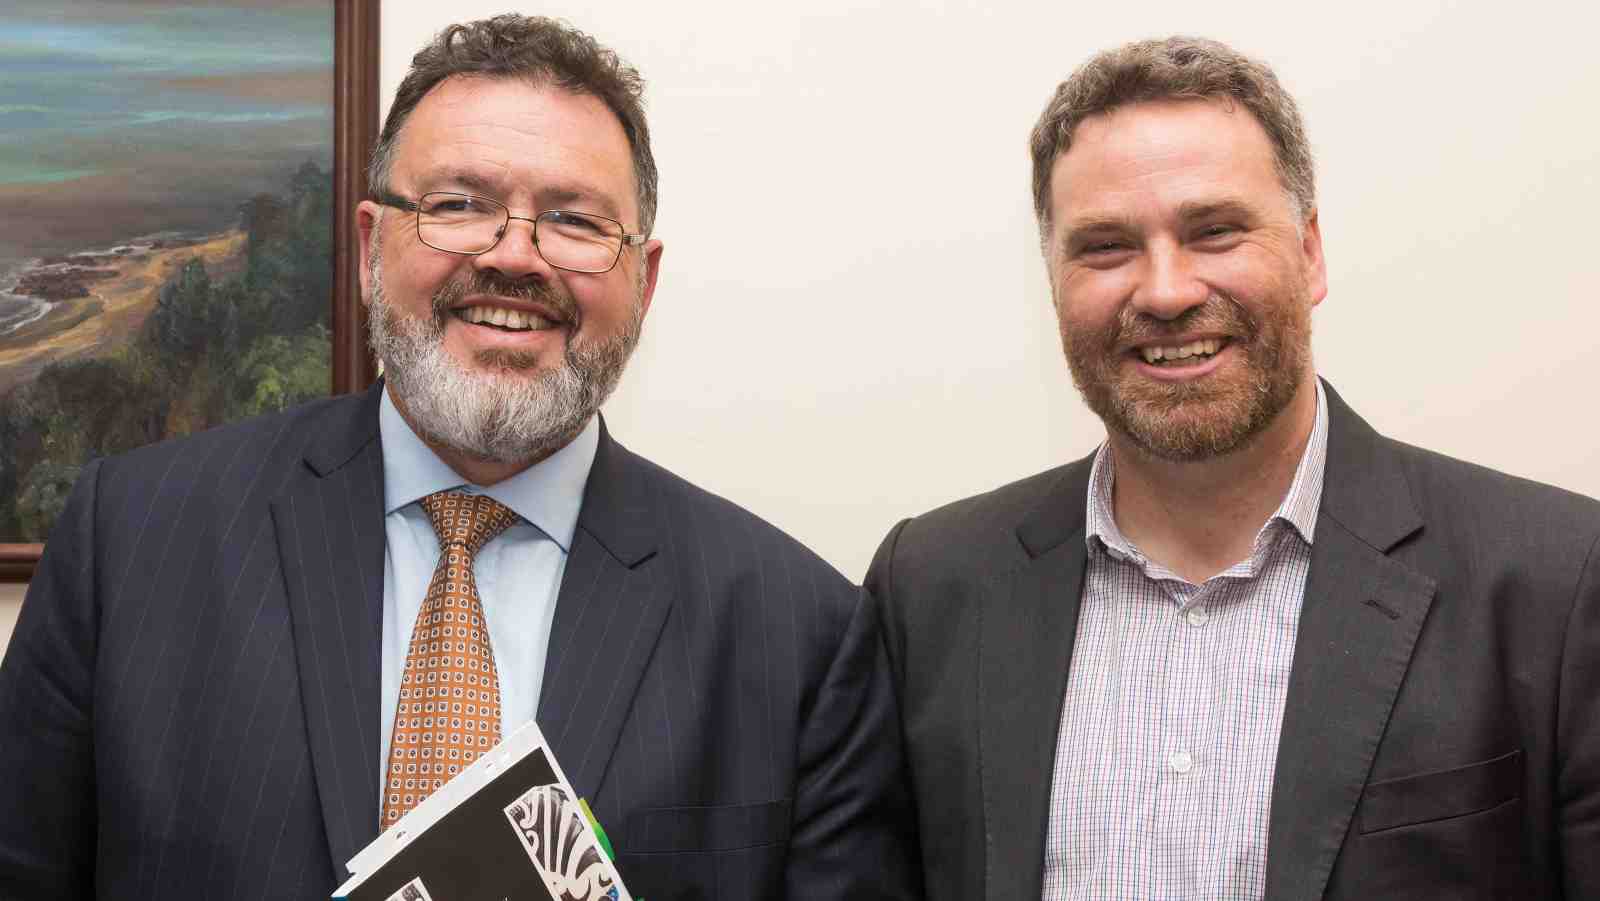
[868,36,1600,899]
[0,15,919,901]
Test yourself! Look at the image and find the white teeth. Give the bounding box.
[456,305,556,331]
[1140,339,1224,364]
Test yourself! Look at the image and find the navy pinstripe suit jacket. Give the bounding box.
[0,383,920,900]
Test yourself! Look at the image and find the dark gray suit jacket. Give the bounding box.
[0,382,920,900]
[867,382,1600,899]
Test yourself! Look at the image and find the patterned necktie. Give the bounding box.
[381,490,520,829]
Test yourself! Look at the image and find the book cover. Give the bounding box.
[333,721,632,901]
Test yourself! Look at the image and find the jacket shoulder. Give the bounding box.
[84,393,372,534]
[1388,436,1600,530]
[1385,435,1600,567]
[97,393,360,477]
[874,461,1088,593]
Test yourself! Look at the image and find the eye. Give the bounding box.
[420,194,491,216]
[1074,239,1134,264]
[1195,223,1240,242]
[544,210,606,233]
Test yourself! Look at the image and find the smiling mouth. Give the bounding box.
[454,304,562,333]
[1137,337,1228,367]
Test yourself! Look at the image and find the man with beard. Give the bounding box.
[0,16,919,901]
[867,36,1600,900]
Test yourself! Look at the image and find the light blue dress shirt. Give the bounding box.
[377,389,598,773]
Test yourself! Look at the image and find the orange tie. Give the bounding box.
[381,490,520,829]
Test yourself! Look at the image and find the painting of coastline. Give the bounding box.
[0,1,336,541]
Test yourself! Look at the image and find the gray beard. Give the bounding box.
[365,258,642,466]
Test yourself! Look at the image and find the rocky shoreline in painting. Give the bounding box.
[0,233,212,346]
[13,238,195,295]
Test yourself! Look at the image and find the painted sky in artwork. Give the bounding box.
[0,2,334,268]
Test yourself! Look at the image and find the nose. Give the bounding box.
[1129,240,1208,320]
[471,215,558,281]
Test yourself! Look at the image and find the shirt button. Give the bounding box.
[1169,750,1194,773]
[1185,607,1210,626]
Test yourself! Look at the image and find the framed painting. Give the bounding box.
[0,0,380,581]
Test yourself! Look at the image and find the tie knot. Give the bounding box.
[419,491,519,555]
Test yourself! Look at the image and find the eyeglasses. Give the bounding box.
[375,191,646,274]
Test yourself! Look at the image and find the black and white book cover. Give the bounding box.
[333,721,632,901]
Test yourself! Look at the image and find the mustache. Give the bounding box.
[1112,293,1255,348]
[429,271,579,325]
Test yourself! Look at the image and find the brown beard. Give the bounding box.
[1059,289,1312,461]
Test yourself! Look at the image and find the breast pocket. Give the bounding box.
[1336,750,1526,898]
[1357,749,1522,834]
[616,799,791,901]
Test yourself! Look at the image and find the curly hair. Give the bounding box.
[369,14,658,235]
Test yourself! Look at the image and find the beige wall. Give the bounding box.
[5,1,1597,656]
[383,0,1600,581]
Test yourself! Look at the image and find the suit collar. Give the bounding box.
[535,419,672,804]
[1015,462,1091,559]
[1315,378,1423,552]
[273,386,388,878]
[302,380,384,478]
[979,455,1094,897]
[572,416,659,568]
[1264,379,1436,901]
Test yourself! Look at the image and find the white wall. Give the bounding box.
[4,2,1596,656]
[378,0,1600,581]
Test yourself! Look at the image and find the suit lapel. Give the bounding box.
[980,462,1092,899]
[536,420,672,803]
[1264,382,1436,900]
[273,384,387,879]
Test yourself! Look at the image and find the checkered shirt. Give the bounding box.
[1041,383,1329,900]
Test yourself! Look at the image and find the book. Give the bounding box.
[333,720,633,901]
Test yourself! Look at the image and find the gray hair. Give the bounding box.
[1030,36,1314,238]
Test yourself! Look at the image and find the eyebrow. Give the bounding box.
[1061,213,1138,239]
[536,185,621,220]
[1057,197,1262,253]
[414,169,624,221]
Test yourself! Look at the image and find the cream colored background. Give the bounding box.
[4,0,1598,655]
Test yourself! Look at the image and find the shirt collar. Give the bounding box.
[1085,379,1330,558]
[378,387,597,552]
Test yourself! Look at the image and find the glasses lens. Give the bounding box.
[416,193,505,253]
[536,211,624,273]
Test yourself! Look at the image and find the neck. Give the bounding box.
[386,384,577,486]
[1108,376,1318,583]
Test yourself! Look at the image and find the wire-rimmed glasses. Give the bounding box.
[375,191,645,274]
